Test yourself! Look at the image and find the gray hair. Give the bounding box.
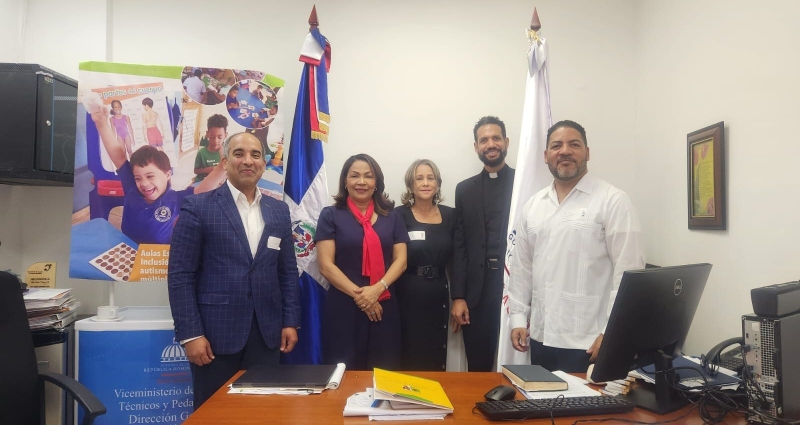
[221,132,265,159]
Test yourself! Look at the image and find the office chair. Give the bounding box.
[0,271,106,425]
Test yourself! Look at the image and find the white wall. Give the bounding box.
[13,0,638,319]
[16,0,791,359]
[633,0,800,354]
[20,0,107,79]
[0,186,23,275]
[0,0,25,62]
[108,0,638,200]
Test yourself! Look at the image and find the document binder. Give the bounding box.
[231,364,338,390]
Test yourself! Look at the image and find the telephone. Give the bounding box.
[701,337,744,375]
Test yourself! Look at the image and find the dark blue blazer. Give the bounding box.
[168,183,301,355]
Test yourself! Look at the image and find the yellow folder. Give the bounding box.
[372,368,454,411]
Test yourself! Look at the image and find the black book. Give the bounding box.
[231,364,338,389]
[501,364,568,392]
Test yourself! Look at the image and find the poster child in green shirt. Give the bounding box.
[194,114,227,183]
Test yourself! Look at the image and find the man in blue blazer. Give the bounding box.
[168,132,301,409]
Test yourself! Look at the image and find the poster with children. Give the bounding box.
[69,62,285,282]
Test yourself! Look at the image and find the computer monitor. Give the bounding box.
[590,263,712,414]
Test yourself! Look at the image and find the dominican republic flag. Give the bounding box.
[495,23,553,370]
[281,26,331,364]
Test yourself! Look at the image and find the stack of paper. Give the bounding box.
[28,307,80,330]
[343,369,453,419]
[23,288,79,330]
[228,363,346,395]
[344,389,448,420]
[600,377,634,396]
[513,371,601,400]
[634,356,741,391]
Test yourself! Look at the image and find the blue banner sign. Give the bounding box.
[78,329,193,424]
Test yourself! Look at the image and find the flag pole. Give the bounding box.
[496,5,553,371]
[281,4,331,365]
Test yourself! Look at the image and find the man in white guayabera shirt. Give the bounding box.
[507,120,645,373]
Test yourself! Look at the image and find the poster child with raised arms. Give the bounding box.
[89,104,225,245]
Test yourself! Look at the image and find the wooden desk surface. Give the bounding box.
[184,371,746,425]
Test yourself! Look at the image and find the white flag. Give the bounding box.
[496,28,553,370]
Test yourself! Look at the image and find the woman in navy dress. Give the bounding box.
[395,159,455,371]
[316,154,409,370]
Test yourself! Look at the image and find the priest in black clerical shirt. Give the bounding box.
[451,115,515,372]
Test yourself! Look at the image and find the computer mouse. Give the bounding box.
[484,385,517,401]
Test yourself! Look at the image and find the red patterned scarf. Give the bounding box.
[347,197,390,301]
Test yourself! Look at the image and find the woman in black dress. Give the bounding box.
[395,159,455,371]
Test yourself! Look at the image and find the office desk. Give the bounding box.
[184,371,746,425]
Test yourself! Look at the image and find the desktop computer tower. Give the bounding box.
[742,312,800,424]
[34,325,76,425]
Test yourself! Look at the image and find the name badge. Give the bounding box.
[408,231,426,241]
[267,236,281,250]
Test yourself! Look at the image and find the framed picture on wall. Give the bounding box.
[687,121,726,230]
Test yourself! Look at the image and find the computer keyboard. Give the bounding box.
[717,350,744,373]
[719,357,744,373]
[475,396,635,421]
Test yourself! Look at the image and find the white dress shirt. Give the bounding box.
[181,181,264,346]
[226,180,265,258]
[508,175,645,350]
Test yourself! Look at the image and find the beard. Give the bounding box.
[478,148,508,168]
[548,157,588,181]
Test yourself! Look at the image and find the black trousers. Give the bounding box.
[190,315,279,410]
[461,268,504,372]
[529,338,591,373]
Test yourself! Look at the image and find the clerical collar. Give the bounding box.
[482,164,510,179]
